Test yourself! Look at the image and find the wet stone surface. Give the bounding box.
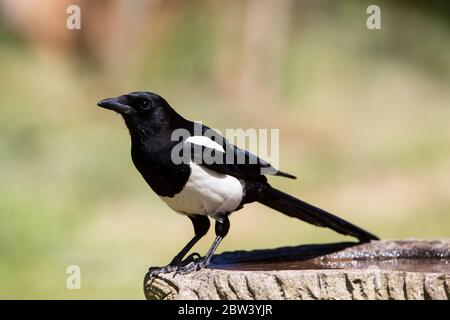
[212,240,450,273]
[144,240,450,300]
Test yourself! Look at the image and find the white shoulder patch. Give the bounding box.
[186,136,225,153]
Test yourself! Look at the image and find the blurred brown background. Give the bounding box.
[0,0,449,298]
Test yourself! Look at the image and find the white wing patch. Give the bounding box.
[186,136,225,153]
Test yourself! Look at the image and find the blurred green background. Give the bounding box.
[0,0,449,299]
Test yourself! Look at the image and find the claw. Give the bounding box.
[148,264,178,278]
[149,253,204,278]
[175,258,209,275]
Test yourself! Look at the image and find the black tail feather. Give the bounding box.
[274,170,297,180]
[258,187,379,243]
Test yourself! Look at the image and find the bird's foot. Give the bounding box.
[148,252,202,278]
[175,257,209,275]
[148,265,177,278]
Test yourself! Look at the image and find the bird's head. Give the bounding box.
[97,91,169,116]
[97,91,186,135]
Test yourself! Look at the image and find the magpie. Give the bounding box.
[97,91,378,275]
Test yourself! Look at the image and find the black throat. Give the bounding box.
[123,112,192,198]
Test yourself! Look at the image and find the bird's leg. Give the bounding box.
[148,215,210,277]
[176,215,230,274]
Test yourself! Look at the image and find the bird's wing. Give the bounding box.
[184,133,296,182]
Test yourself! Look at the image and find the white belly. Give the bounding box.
[160,162,243,220]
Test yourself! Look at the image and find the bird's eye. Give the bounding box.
[140,100,150,110]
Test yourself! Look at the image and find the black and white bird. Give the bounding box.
[97,91,378,275]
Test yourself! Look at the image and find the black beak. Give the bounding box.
[97,97,133,114]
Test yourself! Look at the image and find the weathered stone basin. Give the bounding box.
[144,240,450,300]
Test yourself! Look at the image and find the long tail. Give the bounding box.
[258,187,379,243]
